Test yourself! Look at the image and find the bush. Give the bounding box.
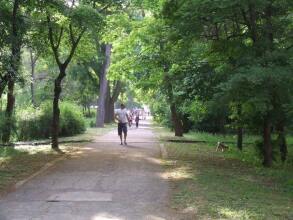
[17,101,86,141]
[89,120,96,128]
[0,111,17,143]
[17,106,45,140]
[59,102,86,136]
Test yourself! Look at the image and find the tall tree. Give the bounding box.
[162,0,293,166]
[104,80,122,123]
[96,43,112,127]
[1,0,25,143]
[42,1,103,149]
[29,48,38,107]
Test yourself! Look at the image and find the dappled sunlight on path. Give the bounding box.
[0,118,186,220]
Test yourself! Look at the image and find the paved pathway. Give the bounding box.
[0,120,183,220]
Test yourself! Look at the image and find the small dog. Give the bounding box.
[216,142,229,152]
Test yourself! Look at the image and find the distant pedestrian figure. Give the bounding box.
[135,115,140,128]
[115,104,130,145]
[129,115,133,127]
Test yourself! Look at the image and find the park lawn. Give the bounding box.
[157,127,293,219]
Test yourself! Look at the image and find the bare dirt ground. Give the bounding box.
[0,119,188,220]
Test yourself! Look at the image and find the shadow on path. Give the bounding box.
[0,119,188,220]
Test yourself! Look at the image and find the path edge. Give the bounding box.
[159,143,168,159]
[14,155,67,189]
[0,154,67,199]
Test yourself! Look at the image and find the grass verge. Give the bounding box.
[0,125,115,196]
[0,145,65,196]
[156,127,293,219]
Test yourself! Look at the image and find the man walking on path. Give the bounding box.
[115,103,130,145]
[135,114,140,128]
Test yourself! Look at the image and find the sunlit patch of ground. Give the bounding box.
[0,143,85,191]
[156,127,293,219]
[160,163,194,181]
[0,126,115,196]
[0,144,65,195]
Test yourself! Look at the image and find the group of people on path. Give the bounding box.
[129,111,140,128]
[114,104,141,145]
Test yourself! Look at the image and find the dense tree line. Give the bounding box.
[1,0,292,167]
[0,0,133,148]
[112,0,293,167]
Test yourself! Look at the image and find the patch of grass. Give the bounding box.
[58,123,116,142]
[12,123,116,145]
[157,127,293,219]
[0,145,65,195]
[0,124,115,196]
[156,126,259,144]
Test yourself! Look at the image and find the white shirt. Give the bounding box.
[115,109,128,123]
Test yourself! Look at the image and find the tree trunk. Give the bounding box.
[2,80,15,143]
[276,120,287,162]
[109,101,115,122]
[237,127,243,151]
[170,103,183,137]
[263,117,272,167]
[2,0,21,143]
[51,69,65,149]
[47,14,85,150]
[237,104,243,151]
[0,79,8,99]
[104,99,115,123]
[96,44,112,127]
[87,105,91,117]
[105,80,122,123]
[104,83,111,123]
[29,49,37,107]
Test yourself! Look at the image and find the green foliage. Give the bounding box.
[158,126,293,219]
[17,102,85,141]
[0,111,17,143]
[59,102,86,136]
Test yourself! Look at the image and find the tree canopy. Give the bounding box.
[0,0,292,167]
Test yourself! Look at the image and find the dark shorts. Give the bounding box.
[118,123,127,135]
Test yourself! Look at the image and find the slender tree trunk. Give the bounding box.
[6,80,15,117]
[104,83,111,123]
[104,99,115,123]
[47,14,85,150]
[106,80,122,123]
[2,80,15,143]
[237,127,243,150]
[109,100,115,122]
[237,104,243,151]
[51,69,65,149]
[248,4,257,43]
[96,44,112,127]
[82,105,85,115]
[0,79,8,99]
[276,120,287,162]
[263,117,272,167]
[87,105,91,117]
[170,103,183,137]
[29,49,37,107]
[2,0,21,143]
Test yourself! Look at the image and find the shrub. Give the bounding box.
[17,106,45,140]
[17,101,86,141]
[0,111,17,143]
[89,120,96,128]
[59,102,86,136]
